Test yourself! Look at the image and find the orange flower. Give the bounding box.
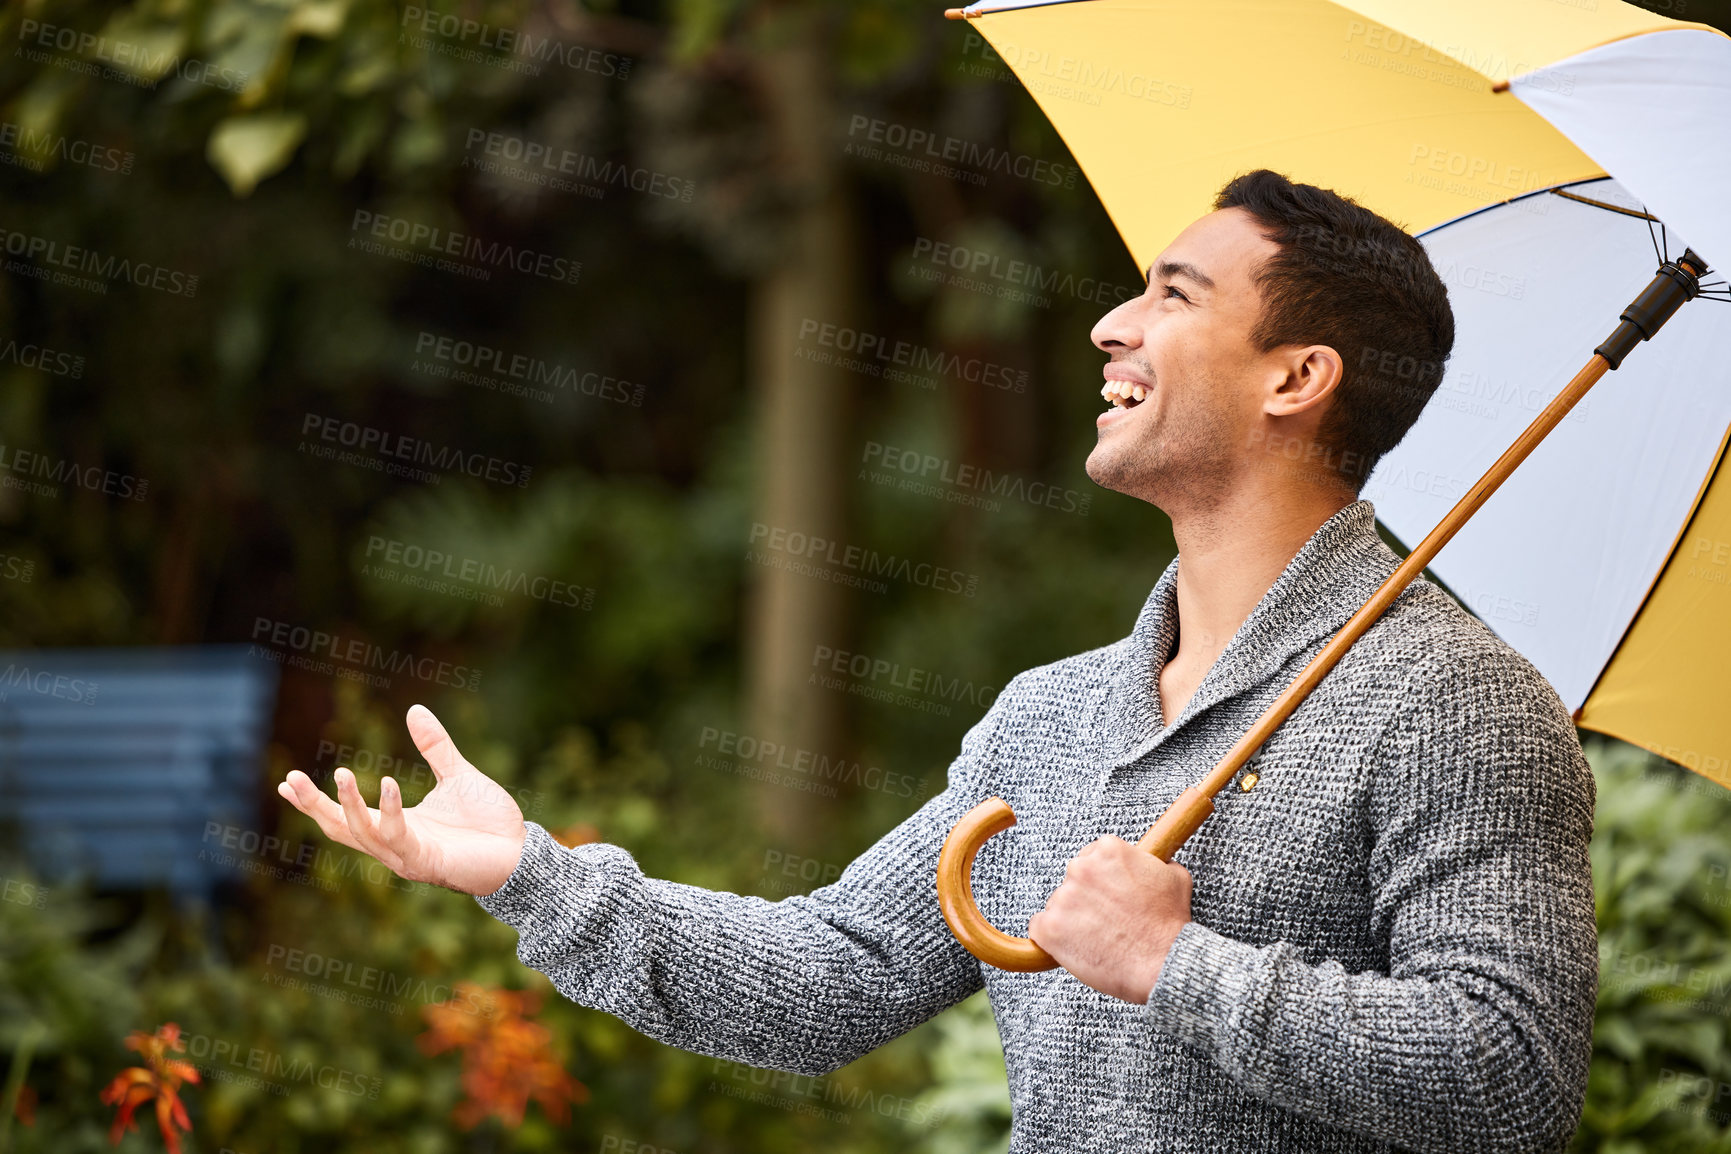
[12,1084,36,1126]
[99,1023,200,1154]
[419,982,588,1128]
[551,822,600,848]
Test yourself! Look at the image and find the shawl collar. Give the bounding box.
[1098,500,1406,771]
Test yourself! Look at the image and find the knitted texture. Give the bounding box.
[475,499,1598,1153]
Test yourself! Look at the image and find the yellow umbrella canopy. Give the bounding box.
[946,0,1726,271]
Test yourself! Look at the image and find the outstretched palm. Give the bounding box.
[276,704,528,896]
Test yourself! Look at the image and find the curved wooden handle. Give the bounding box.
[936,797,1057,971]
[937,789,1214,971]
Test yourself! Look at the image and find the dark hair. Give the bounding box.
[1212,169,1454,493]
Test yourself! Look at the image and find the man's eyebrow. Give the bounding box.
[1146,260,1216,292]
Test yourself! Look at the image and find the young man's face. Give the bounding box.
[1086,206,1298,511]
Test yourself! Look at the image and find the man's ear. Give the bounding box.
[1264,345,1343,418]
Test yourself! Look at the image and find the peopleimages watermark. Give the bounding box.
[1404,144,1556,211]
[809,644,999,720]
[249,615,483,692]
[312,739,547,818]
[1657,1066,1731,1126]
[410,330,644,407]
[0,662,98,706]
[15,20,249,92]
[958,33,1194,110]
[1432,257,1527,300]
[1637,742,1731,785]
[906,236,1139,310]
[598,1138,678,1154]
[1430,366,1594,427]
[0,553,33,584]
[0,226,198,297]
[1,875,49,910]
[795,318,1030,394]
[347,210,582,285]
[747,522,980,598]
[297,412,532,488]
[362,534,596,612]
[861,440,1091,517]
[199,820,413,894]
[0,338,84,379]
[0,442,149,501]
[758,849,845,897]
[174,1030,380,1100]
[707,1058,950,1128]
[696,726,927,800]
[462,129,696,203]
[1687,535,1731,589]
[398,8,632,80]
[843,114,1078,190]
[1446,582,1541,630]
[261,943,494,1018]
[1343,20,1575,94]
[1246,429,1372,489]
[0,121,133,175]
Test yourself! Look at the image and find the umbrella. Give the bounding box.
[1369,180,1731,788]
[931,0,1731,971]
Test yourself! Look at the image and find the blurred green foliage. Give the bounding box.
[1576,738,1731,1154]
[13,733,1731,1151]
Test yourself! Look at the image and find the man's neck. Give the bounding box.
[1158,483,1356,720]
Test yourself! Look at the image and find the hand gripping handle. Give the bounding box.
[935,788,1216,972]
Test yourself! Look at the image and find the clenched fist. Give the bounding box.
[1026,835,1193,1004]
[276,704,528,897]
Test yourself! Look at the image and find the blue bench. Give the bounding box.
[0,646,279,906]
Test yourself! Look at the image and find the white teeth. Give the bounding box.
[1099,380,1147,409]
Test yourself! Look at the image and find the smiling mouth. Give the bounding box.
[1100,379,1148,410]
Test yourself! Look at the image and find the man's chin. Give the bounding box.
[1084,445,1147,500]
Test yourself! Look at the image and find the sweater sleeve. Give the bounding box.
[472,684,1019,1076]
[1142,647,1599,1154]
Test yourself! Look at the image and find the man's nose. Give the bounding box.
[1091,296,1145,353]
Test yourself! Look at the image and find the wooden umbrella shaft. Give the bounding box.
[1137,351,1611,858]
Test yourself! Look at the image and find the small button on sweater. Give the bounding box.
[475,499,1598,1153]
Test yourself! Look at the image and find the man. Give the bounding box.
[278,169,1598,1153]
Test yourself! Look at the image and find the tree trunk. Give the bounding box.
[742,19,858,850]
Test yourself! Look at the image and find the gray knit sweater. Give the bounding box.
[475,499,1598,1153]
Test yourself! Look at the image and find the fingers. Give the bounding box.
[405,704,463,782]
[277,770,364,853]
[376,775,421,867]
[334,768,401,869]
[1168,862,1194,897]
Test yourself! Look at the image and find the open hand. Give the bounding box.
[1026,835,1193,1003]
[276,704,528,897]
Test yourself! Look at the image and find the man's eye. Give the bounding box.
[1163,284,1188,301]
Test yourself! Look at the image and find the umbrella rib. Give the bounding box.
[1551,188,1661,225]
